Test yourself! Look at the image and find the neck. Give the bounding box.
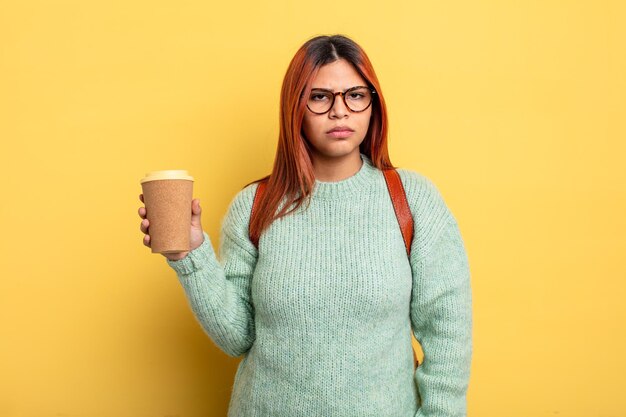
[311,151,364,182]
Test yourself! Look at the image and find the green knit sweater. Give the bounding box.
[166,153,473,417]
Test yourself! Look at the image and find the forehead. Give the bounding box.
[310,59,367,90]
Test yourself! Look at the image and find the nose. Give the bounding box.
[329,93,349,118]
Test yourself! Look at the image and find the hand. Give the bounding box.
[138,193,205,261]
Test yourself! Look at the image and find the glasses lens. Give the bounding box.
[345,87,372,112]
[308,90,334,113]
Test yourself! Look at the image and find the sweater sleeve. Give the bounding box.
[165,184,259,358]
[399,170,473,417]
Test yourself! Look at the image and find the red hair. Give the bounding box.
[245,34,397,246]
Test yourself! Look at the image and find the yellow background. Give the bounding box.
[1,0,624,416]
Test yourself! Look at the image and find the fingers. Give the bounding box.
[140,218,149,234]
[139,193,150,247]
[138,194,147,219]
[192,198,201,215]
[191,199,203,230]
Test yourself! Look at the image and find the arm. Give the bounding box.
[166,185,258,358]
[410,215,473,417]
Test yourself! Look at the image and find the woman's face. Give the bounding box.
[301,59,373,162]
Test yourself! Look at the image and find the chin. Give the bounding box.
[316,145,361,159]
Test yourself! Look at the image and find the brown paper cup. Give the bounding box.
[140,170,194,254]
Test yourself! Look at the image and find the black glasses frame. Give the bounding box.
[305,85,377,115]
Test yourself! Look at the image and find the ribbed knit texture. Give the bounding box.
[166,153,473,417]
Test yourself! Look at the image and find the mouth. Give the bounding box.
[327,129,354,139]
[326,126,355,139]
[326,126,355,134]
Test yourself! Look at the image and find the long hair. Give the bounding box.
[245,34,397,246]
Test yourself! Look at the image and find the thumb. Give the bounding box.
[191,198,202,226]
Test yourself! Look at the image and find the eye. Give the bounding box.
[310,93,329,101]
[346,87,371,101]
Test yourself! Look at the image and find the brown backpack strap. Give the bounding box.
[249,179,268,250]
[382,168,419,369]
[382,168,414,258]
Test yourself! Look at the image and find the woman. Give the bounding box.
[138,34,472,417]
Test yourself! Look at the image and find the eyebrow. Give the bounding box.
[310,85,368,92]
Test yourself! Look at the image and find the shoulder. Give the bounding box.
[395,167,456,259]
[229,182,261,213]
[221,182,261,235]
[395,168,452,219]
[395,168,437,193]
[213,181,264,257]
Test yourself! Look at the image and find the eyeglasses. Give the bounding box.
[306,86,376,115]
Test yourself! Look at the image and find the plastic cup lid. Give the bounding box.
[140,170,194,184]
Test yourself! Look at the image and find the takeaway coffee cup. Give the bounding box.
[140,170,194,254]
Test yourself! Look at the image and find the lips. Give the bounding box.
[326,125,355,139]
[327,126,354,133]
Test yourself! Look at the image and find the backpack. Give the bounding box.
[248,168,419,369]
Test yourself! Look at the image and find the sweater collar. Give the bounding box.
[311,153,378,200]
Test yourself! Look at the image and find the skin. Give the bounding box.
[302,58,373,182]
[139,58,372,260]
